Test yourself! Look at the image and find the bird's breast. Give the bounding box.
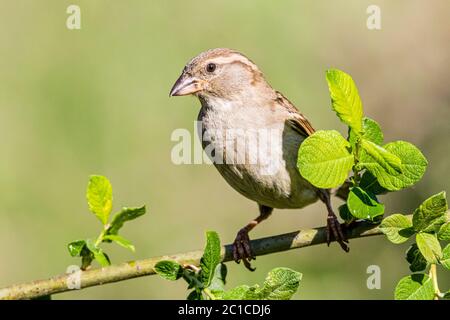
[197,103,318,209]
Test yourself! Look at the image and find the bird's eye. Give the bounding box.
[206,63,217,73]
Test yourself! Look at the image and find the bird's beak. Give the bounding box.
[169,73,204,97]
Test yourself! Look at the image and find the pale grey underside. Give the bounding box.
[197,99,318,209]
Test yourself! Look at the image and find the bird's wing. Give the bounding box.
[275,91,315,136]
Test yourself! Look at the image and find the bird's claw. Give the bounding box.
[232,228,256,271]
[326,214,350,252]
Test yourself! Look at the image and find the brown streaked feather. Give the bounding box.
[274,91,315,136]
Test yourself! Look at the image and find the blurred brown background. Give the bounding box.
[0,0,449,299]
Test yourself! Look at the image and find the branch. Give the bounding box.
[0,217,391,300]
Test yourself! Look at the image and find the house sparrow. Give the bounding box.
[170,48,349,270]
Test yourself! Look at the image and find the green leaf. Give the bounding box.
[440,244,450,270]
[67,240,87,257]
[359,171,388,195]
[413,192,448,233]
[259,267,302,300]
[200,231,221,287]
[102,234,135,252]
[359,139,402,175]
[86,239,111,267]
[406,244,428,272]
[416,233,442,264]
[221,285,260,300]
[187,290,204,300]
[359,141,427,191]
[87,175,113,225]
[81,253,93,270]
[444,291,450,300]
[154,260,183,281]
[298,130,354,188]
[394,274,435,300]
[347,187,385,220]
[183,269,203,290]
[326,69,363,134]
[438,222,450,241]
[221,268,302,300]
[349,117,384,147]
[68,239,93,269]
[338,204,353,222]
[107,206,146,235]
[208,263,227,293]
[379,214,414,244]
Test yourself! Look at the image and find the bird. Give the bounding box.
[169,48,349,270]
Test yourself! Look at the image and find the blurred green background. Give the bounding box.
[0,0,449,299]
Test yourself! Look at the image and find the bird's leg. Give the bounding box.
[318,189,350,252]
[233,204,273,271]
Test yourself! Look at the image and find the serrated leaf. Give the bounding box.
[379,214,414,244]
[298,130,354,188]
[359,171,388,195]
[359,139,402,175]
[326,69,363,134]
[349,117,383,148]
[394,274,434,300]
[221,285,260,300]
[220,268,302,300]
[107,206,146,235]
[154,260,183,281]
[67,240,87,257]
[87,175,113,225]
[86,239,110,267]
[200,231,221,287]
[438,222,450,241]
[208,263,227,293]
[103,234,135,252]
[416,233,442,264]
[259,267,302,300]
[440,244,450,270]
[413,192,448,233]
[406,244,428,272]
[347,187,385,220]
[360,141,427,191]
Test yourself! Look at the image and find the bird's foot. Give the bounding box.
[232,228,256,271]
[326,213,350,252]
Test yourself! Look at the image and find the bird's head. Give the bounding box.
[169,48,270,102]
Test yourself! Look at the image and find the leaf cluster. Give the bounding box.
[155,231,302,300]
[298,69,427,223]
[68,175,146,269]
[380,192,450,299]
